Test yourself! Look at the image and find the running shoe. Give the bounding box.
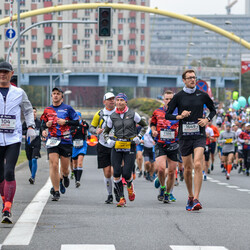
[60,179,66,194]
[247,171,249,176]
[238,166,242,174]
[127,183,136,201]
[169,193,176,202]
[148,175,154,182]
[157,187,166,201]
[163,192,170,203]
[179,171,184,181]
[51,191,60,201]
[50,187,55,195]
[174,178,179,186]
[70,172,74,179]
[207,168,211,174]
[29,177,35,184]
[226,173,230,180]
[114,188,120,202]
[203,174,207,181]
[138,171,143,178]
[75,181,81,188]
[62,176,70,188]
[117,197,126,207]
[143,171,147,178]
[105,194,113,204]
[211,164,214,171]
[154,177,160,189]
[1,210,12,224]
[186,197,194,211]
[191,199,202,211]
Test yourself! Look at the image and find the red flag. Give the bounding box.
[241,61,250,74]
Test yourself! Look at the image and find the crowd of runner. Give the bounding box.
[1,62,250,224]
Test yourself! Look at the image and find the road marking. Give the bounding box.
[3,177,51,245]
[170,246,228,250]
[237,189,250,192]
[61,245,116,250]
[209,180,220,183]
[227,186,239,189]
[217,183,228,185]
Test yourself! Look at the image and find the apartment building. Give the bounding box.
[0,0,150,66]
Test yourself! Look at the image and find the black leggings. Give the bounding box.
[111,144,136,180]
[0,142,21,182]
[243,149,250,171]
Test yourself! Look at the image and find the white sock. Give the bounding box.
[104,177,112,195]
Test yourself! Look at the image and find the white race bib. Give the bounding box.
[73,139,84,148]
[160,129,175,140]
[182,122,200,136]
[0,114,16,133]
[46,137,61,148]
[238,145,243,150]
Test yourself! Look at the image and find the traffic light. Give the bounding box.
[98,7,111,37]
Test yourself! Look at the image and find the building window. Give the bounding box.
[141,29,144,34]
[95,51,100,56]
[141,18,145,24]
[72,51,77,56]
[32,35,37,40]
[73,39,80,45]
[73,29,77,34]
[118,50,123,57]
[31,60,37,65]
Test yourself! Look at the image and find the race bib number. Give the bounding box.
[238,145,243,150]
[35,129,40,136]
[225,138,233,144]
[73,139,84,148]
[115,140,131,152]
[160,129,175,140]
[182,122,200,136]
[46,137,61,148]
[0,114,16,133]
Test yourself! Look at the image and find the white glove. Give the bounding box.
[27,128,37,143]
[107,139,116,147]
[133,136,141,145]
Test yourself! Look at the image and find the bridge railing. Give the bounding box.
[15,64,238,77]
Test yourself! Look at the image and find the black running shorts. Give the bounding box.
[155,143,179,162]
[179,137,206,157]
[25,145,41,160]
[47,143,72,157]
[97,143,112,169]
[222,152,234,157]
[143,146,155,163]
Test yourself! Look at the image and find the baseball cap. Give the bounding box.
[0,61,13,72]
[103,92,115,101]
[245,123,250,127]
[52,87,63,94]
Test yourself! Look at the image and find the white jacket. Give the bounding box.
[0,85,35,146]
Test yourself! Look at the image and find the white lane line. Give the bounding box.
[237,189,250,192]
[227,186,239,189]
[170,246,228,250]
[3,177,51,245]
[209,180,220,183]
[61,245,116,250]
[217,183,228,186]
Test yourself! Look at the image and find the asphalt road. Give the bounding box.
[1,153,250,250]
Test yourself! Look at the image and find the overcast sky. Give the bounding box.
[150,0,245,15]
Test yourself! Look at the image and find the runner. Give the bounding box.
[218,123,237,180]
[22,107,41,184]
[151,90,179,204]
[71,112,89,188]
[89,92,117,204]
[0,62,36,223]
[165,69,216,211]
[103,93,148,207]
[136,124,144,178]
[40,87,79,201]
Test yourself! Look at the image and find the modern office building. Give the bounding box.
[0,0,150,66]
[150,14,250,67]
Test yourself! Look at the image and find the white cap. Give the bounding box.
[245,123,250,127]
[103,92,115,101]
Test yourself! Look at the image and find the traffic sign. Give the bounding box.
[6,28,16,39]
[196,80,208,92]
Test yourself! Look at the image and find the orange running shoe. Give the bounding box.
[127,183,136,201]
[117,197,126,207]
[133,173,136,180]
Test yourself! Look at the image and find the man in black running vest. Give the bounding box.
[165,69,216,211]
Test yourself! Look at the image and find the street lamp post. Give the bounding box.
[52,70,72,89]
[49,44,71,105]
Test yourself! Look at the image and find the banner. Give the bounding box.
[241,54,250,74]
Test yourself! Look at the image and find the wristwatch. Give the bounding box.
[206,117,211,122]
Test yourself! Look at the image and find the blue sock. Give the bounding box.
[28,160,32,173]
[31,158,37,179]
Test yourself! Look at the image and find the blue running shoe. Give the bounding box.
[157,187,165,201]
[186,197,194,211]
[203,175,207,181]
[154,177,160,189]
[192,199,202,211]
[60,179,66,194]
[163,192,170,203]
[169,193,176,202]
